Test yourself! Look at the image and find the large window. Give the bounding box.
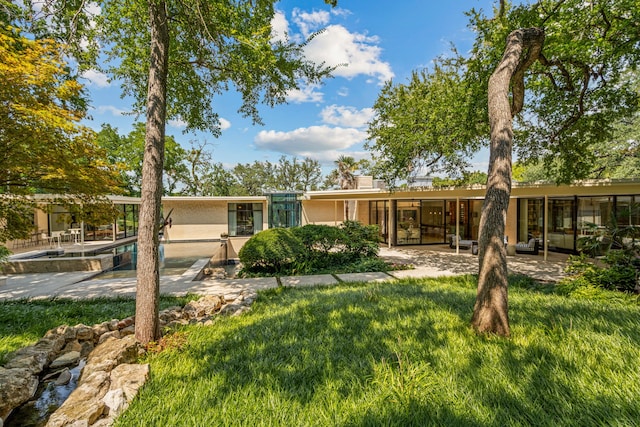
[369,201,388,243]
[396,201,420,245]
[548,198,576,252]
[267,193,301,228]
[228,203,263,236]
[518,198,544,243]
[421,200,445,244]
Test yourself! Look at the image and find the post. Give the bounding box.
[543,195,548,261]
[455,197,460,254]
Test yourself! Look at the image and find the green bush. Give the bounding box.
[562,251,639,293]
[239,222,384,276]
[337,220,380,259]
[238,228,305,275]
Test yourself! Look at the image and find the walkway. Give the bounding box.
[0,246,569,301]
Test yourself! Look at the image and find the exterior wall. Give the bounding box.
[356,201,369,224]
[161,198,267,241]
[301,200,341,225]
[505,199,518,246]
[162,199,229,241]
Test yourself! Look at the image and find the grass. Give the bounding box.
[2,277,639,426]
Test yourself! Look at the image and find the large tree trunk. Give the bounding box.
[472,28,544,336]
[135,0,169,345]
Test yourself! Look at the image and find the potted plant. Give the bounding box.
[0,245,10,286]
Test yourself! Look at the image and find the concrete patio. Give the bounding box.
[0,244,570,301]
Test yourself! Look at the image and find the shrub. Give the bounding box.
[336,220,380,259]
[562,252,639,293]
[238,228,304,275]
[239,222,384,276]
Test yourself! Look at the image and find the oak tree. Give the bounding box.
[468,0,640,335]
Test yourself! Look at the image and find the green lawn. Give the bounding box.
[2,278,639,426]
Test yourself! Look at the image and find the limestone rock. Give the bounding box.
[93,322,110,337]
[0,367,39,421]
[83,335,139,375]
[4,345,50,373]
[46,371,110,427]
[102,389,126,417]
[74,324,94,341]
[97,330,121,345]
[50,351,81,369]
[183,295,225,318]
[54,368,72,386]
[110,363,149,402]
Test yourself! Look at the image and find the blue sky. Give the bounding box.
[80,1,498,175]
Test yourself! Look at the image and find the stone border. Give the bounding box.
[0,291,257,427]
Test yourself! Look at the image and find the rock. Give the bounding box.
[4,346,50,373]
[50,351,81,369]
[93,322,110,337]
[97,330,121,345]
[83,335,139,374]
[220,303,243,315]
[110,364,149,402]
[120,325,135,336]
[62,340,82,354]
[80,341,94,358]
[0,367,39,421]
[183,295,225,318]
[74,324,94,341]
[102,389,126,417]
[54,368,72,386]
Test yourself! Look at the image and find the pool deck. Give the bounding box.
[0,244,570,301]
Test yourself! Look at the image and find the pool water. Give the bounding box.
[89,241,218,280]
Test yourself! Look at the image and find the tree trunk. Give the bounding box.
[135,0,169,345]
[471,28,544,336]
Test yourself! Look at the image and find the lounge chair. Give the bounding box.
[449,235,475,250]
[515,238,539,255]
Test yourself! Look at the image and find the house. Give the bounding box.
[8,178,639,258]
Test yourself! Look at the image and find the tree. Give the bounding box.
[96,0,338,344]
[0,24,120,245]
[334,155,358,220]
[467,0,640,336]
[96,123,187,196]
[432,171,488,188]
[367,63,486,189]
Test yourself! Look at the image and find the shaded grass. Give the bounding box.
[0,295,196,364]
[112,276,640,426]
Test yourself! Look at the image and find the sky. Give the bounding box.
[79,0,499,175]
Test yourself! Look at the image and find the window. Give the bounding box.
[267,193,301,228]
[228,203,263,236]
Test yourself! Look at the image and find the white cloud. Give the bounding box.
[81,69,110,88]
[219,118,232,130]
[168,118,187,128]
[292,8,331,38]
[302,24,394,85]
[94,105,128,116]
[270,10,289,43]
[254,125,366,157]
[168,117,231,130]
[286,83,324,103]
[320,105,375,129]
[337,86,349,97]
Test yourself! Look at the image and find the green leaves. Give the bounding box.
[367,61,486,188]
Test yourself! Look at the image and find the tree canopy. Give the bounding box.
[0,24,120,244]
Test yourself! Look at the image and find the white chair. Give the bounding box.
[49,231,63,247]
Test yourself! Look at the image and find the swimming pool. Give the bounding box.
[88,241,219,279]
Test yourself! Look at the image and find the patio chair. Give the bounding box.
[515,238,539,255]
[449,234,475,250]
